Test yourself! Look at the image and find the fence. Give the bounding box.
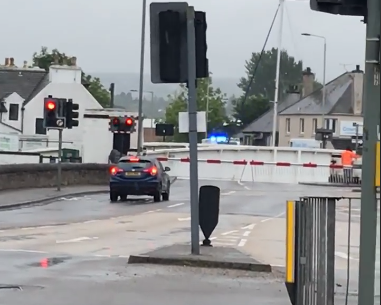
[285,196,380,305]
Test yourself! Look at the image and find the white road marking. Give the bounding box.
[167,203,184,208]
[82,220,97,224]
[335,251,359,261]
[0,249,47,254]
[142,209,162,214]
[221,230,238,236]
[56,237,98,244]
[261,212,285,223]
[238,239,247,247]
[241,224,256,230]
[178,217,191,221]
[244,186,251,190]
[237,181,244,186]
[221,191,236,196]
[243,231,251,237]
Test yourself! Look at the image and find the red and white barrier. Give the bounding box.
[156,157,353,184]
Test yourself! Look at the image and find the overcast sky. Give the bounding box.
[0,0,365,82]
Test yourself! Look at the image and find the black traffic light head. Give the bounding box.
[65,99,79,129]
[195,11,209,78]
[43,98,60,128]
[150,2,188,84]
[310,0,367,18]
[123,117,136,133]
[109,117,121,132]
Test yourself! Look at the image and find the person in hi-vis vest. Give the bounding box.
[341,146,359,184]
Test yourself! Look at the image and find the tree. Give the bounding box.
[164,77,227,142]
[233,95,270,127]
[239,48,304,102]
[32,47,110,107]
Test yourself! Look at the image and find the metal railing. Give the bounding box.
[285,196,380,305]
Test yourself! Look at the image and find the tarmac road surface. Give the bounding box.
[0,179,373,304]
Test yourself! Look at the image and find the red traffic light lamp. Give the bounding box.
[46,100,56,110]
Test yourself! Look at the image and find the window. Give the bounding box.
[35,118,46,135]
[299,118,305,134]
[325,118,337,133]
[286,118,291,134]
[8,104,19,121]
[313,119,318,133]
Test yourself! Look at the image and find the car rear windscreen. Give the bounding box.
[118,160,152,170]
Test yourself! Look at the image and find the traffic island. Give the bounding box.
[128,244,272,272]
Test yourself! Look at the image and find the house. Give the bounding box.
[0,56,103,151]
[278,65,364,149]
[239,67,317,146]
[0,57,48,134]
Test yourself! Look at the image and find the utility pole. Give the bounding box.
[271,0,285,147]
[357,0,380,303]
[137,0,147,156]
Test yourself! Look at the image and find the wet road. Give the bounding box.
[0,180,368,304]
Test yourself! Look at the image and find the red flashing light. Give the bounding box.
[112,118,120,126]
[144,166,158,176]
[46,101,56,110]
[125,118,133,126]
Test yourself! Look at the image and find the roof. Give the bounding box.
[241,93,301,133]
[0,68,49,106]
[279,72,355,115]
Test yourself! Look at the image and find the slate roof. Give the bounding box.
[279,72,355,115]
[241,93,301,133]
[0,68,49,106]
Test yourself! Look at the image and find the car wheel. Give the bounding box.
[162,185,170,201]
[110,191,118,203]
[120,194,128,202]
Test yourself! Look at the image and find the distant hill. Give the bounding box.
[91,72,244,98]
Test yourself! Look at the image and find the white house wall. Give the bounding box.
[23,82,103,152]
[0,92,24,131]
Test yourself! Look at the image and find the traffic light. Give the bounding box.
[109,117,121,132]
[310,0,367,18]
[65,99,79,129]
[109,117,136,133]
[43,98,60,128]
[195,11,209,78]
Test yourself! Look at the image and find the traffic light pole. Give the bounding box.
[187,6,200,255]
[358,0,380,303]
[57,129,63,191]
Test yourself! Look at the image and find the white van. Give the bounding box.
[289,138,322,148]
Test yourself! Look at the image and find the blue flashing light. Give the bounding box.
[209,134,227,143]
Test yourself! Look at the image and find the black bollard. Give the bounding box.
[199,185,220,247]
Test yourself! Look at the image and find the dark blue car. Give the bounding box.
[109,156,171,203]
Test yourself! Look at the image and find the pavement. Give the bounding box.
[0,179,375,304]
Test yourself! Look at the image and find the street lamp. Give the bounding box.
[301,33,327,127]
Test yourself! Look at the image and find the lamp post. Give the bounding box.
[301,33,327,127]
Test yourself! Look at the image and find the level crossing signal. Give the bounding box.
[109,116,136,133]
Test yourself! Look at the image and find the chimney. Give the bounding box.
[70,57,77,66]
[23,60,28,68]
[9,58,15,66]
[302,67,315,97]
[351,64,363,73]
[4,58,10,66]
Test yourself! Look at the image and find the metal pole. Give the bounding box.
[136,0,147,156]
[57,129,63,191]
[358,0,380,302]
[186,5,200,255]
[322,38,327,124]
[271,0,285,147]
[205,75,210,139]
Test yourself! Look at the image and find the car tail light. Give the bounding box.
[110,166,122,175]
[144,166,158,176]
[129,157,139,162]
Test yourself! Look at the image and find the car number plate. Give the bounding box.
[125,172,140,176]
